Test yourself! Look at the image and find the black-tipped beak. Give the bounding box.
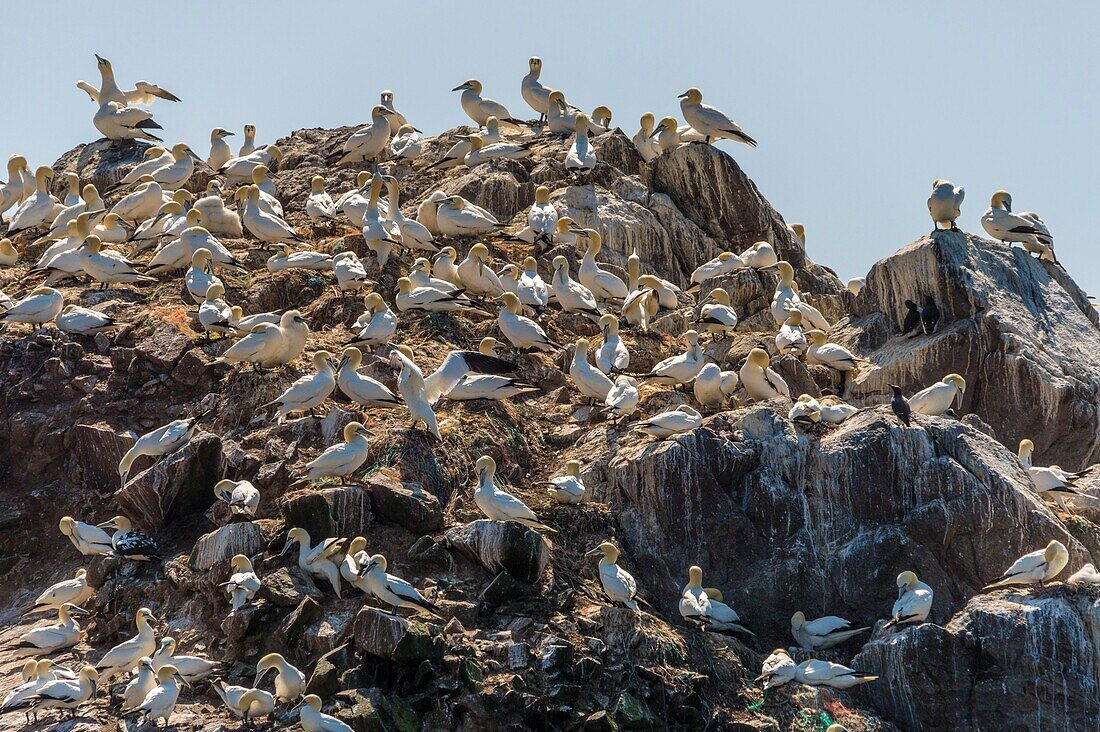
[584,548,601,558]
[677,91,690,99]
[649,128,661,139]
[95,54,106,63]
[451,84,468,92]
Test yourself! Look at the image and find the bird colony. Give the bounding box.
[0,54,1097,732]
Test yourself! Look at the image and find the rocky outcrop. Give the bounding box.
[838,231,1100,470]
[366,472,443,534]
[280,484,373,539]
[352,607,439,662]
[188,521,266,571]
[445,520,551,584]
[113,430,223,530]
[67,422,134,494]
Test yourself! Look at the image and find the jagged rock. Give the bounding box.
[480,571,530,609]
[67,422,134,493]
[306,643,355,698]
[366,472,443,533]
[352,607,439,662]
[133,323,192,371]
[854,589,1100,730]
[595,406,1087,639]
[445,520,550,584]
[188,522,266,571]
[221,599,271,642]
[280,484,373,538]
[171,348,212,387]
[50,138,153,193]
[261,566,324,607]
[275,596,323,649]
[335,687,386,732]
[840,231,1100,470]
[614,693,655,730]
[113,430,223,530]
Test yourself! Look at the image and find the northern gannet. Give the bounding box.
[699,587,753,635]
[198,283,233,337]
[264,350,337,423]
[426,121,501,169]
[591,105,613,129]
[435,196,503,237]
[1017,438,1083,504]
[742,241,778,269]
[547,460,586,504]
[474,455,554,531]
[302,422,371,481]
[755,649,797,690]
[586,542,641,612]
[90,212,134,244]
[130,200,183,246]
[42,184,104,241]
[229,306,280,333]
[334,251,371,291]
[520,56,550,120]
[357,553,441,616]
[985,540,1070,588]
[653,117,686,154]
[265,243,333,272]
[6,166,57,233]
[254,653,305,703]
[549,216,580,247]
[552,255,601,319]
[632,113,660,162]
[847,277,866,295]
[360,171,400,267]
[686,252,743,293]
[928,179,964,234]
[110,178,164,224]
[981,190,1056,261]
[775,310,808,355]
[0,287,64,330]
[335,347,401,408]
[395,277,482,313]
[818,395,859,424]
[789,394,821,425]
[570,337,614,401]
[577,230,627,300]
[98,515,160,561]
[805,330,863,372]
[696,288,738,339]
[142,142,194,191]
[215,681,276,724]
[10,603,86,656]
[791,287,832,331]
[380,90,409,131]
[595,314,629,373]
[496,292,558,351]
[137,664,184,728]
[0,155,30,216]
[740,348,790,401]
[121,659,156,713]
[566,114,598,170]
[305,175,338,224]
[185,247,223,302]
[457,242,505,297]
[1,665,98,720]
[390,125,422,161]
[452,79,522,127]
[463,132,532,166]
[95,607,158,683]
[642,330,705,385]
[281,527,347,597]
[61,172,81,206]
[678,88,756,147]
[93,102,164,142]
[604,375,640,418]
[621,282,656,331]
[79,54,180,106]
[423,337,522,402]
[499,264,544,313]
[59,516,113,557]
[884,571,933,628]
[431,244,462,285]
[207,127,235,170]
[337,106,394,167]
[679,566,711,628]
[347,292,398,348]
[218,145,283,182]
[791,611,869,651]
[635,405,703,439]
[513,185,558,247]
[193,182,242,237]
[383,177,436,252]
[907,373,965,416]
[250,165,283,216]
[770,261,801,324]
[239,124,257,156]
[151,637,218,682]
[693,362,738,408]
[1067,563,1100,585]
[118,410,206,486]
[240,185,303,245]
[298,694,354,732]
[114,147,172,189]
[389,346,442,439]
[795,659,878,690]
[148,220,243,275]
[26,569,94,615]
[547,90,580,136]
[213,479,260,517]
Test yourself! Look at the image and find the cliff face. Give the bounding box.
[1,121,1098,732]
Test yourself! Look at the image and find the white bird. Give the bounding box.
[791,611,869,651]
[337,347,401,408]
[10,603,86,656]
[981,190,1056,261]
[207,127,235,170]
[436,195,503,237]
[699,587,753,635]
[26,569,94,615]
[883,570,934,629]
[696,288,738,339]
[302,422,371,481]
[498,293,558,351]
[395,277,482,314]
[216,310,307,370]
[1017,439,1083,507]
[151,637,219,682]
[547,460,587,504]
[693,362,739,408]
[678,87,756,147]
[907,373,965,416]
[265,243,333,272]
[239,185,302,246]
[347,292,398,349]
[984,540,1070,588]
[185,248,223,303]
[546,90,582,136]
[0,287,64,330]
[264,351,337,423]
[595,315,629,374]
[118,411,206,486]
[228,305,280,333]
[551,256,601,319]
[498,264,542,313]
[795,659,878,690]
[111,178,164,224]
[357,553,441,616]
[792,289,832,331]
[42,183,104,240]
[390,124,422,161]
[389,345,442,439]
[218,145,283,182]
[410,256,458,293]
[6,166,57,233]
[58,516,113,557]
[191,181,242,237]
[54,304,121,335]
[214,682,276,725]
[521,56,551,120]
[566,114,597,170]
[788,394,821,425]
[0,155,30,216]
[121,658,157,713]
[577,230,627,301]
[113,147,173,190]
[739,348,790,401]
[430,245,462,285]
[250,165,283,216]
[570,337,614,401]
[679,566,712,628]
[1,665,99,720]
[254,653,305,703]
[95,607,158,683]
[361,174,401,267]
[775,310,808,355]
[586,542,642,612]
[298,694,354,732]
[514,185,558,246]
[755,649,797,690]
[805,330,863,372]
[281,527,347,598]
[336,106,394,166]
[130,200,184,246]
[603,375,640,419]
[463,132,532,167]
[197,283,233,336]
[770,261,802,324]
[473,455,554,531]
[652,116,694,154]
[383,177,436,252]
[334,251,371,291]
[620,264,656,330]
[458,243,505,297]
[452,78,521,127]
[847,277,866,295]
[632,112,660,162]
[137,663,184,728]
[142,142,194,190]
[635,405,703,439]
[1067,563,1100,585]
[93,101,164,142]
[213,480,260,517]
[687,252,744,293]
[928,179,964,233]
[304,175,338,224]
[78,54,180,106]
[239,124,258,156]
[818,395,859,424]
[643,330,705,386]
[423,337,521,404]
[76,236,155,289]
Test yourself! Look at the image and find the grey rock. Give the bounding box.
[261,566,324,607]
[366,472,443,533]
[280,484,373,539]
[445,519,550,584]
[67,422,134,494]
[351,607,439,662]
[189,522,266,572]
[113,430,223,530]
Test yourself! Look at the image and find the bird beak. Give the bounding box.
[602,325,609,337]
[584,547,601,558]
[451,83,470,92]
[95,54,105,63]
[68,606,90,616]
[96,520,116,530]
[477,467,486,481]
[956,388,965,410]
[649,128,661,139]
[338,356,349,371]
[176,673,189,687]
[279,540,292,555]
[90,681,98,698]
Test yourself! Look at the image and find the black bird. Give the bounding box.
[921,296,941,335]
[901,299,921,336]
[890,384,911,427]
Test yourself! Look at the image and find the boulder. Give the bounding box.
[445,519,550,584]
[280,484,373,539]
[335,687,386,732]
[839,231,1100,470]
[67,422,134,493]
[261,566,324,607]
[306,643,355,698]
[275,596,323,649]
[221,599,271,642]
[366,472,443,534]
[113,430,223,530]
[188,521,266,571]
[133,323,192,371]
[853,589,1100,731]
[50,138,154,193]
[351,607,439,662]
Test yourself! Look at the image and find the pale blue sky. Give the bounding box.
[4,2,1098,294]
